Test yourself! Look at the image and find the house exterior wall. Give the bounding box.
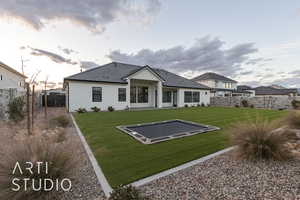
[68,81,129,112]
[177,88,210,107]
[197,79,237,90]
[0,67,25,91]
[67,81,211,112]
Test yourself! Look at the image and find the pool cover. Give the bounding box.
[116,119,220,144]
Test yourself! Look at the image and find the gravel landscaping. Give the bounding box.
[0,108,106,200]
[139,150,300,200]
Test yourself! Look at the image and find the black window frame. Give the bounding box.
[192,92,200,102]
[163,91,172,103]
[118,88,126,102]
[184,91,192,103]
[138,87,148,103]
[92,87,102,102]
[130,86,137,103]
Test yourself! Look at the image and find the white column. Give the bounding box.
[127,79,131,108]
[157,81,162,108]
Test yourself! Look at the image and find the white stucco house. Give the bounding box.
[192,72,253,97]
[64,62,211,112]
[0,61,26,91]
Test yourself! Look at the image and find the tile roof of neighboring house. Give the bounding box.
[65,62,210,89]
[254,86,298,95]
[191,72,237,83]
[0,61,27,78]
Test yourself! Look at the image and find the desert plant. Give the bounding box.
[91,106,101,112]
[241,99,249,107]
[229,119,292,160]
[7,96,25,122]
[50,115,70,128]
[0,136,77,200]
[108,106,115,112]
[76,108,87,113]
[291,100,300,109]
[283,111,300,129]
[109,185,149,200]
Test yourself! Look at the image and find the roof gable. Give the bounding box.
[124,66,165,82]
[192,72,237,83]
[0,61,27,78]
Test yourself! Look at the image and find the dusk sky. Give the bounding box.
[0,0,299,88]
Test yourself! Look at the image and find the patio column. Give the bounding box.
[127,79,131,108]
[157,81,162,108]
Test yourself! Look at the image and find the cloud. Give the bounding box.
[0,0,161,33]
[108,36,260,76]
[80,61,99,69]
[28,46,77,65]
[58,46,78,55]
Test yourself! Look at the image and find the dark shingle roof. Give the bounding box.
[254,86,298,95]
[65,62,209,89]
[192,72,237,83]
[237,85,252,90]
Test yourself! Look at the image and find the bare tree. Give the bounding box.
[44,76,49,119]
[26,83,32,135]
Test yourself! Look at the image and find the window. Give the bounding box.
[92,87,102,102]
[184,91,192,103]
[192,92,200,102]
[130,86,137,103]
[130,86,148,103]
[118,88,126,102]
[138,87,148,103]
[163,91,172,103]
[185,91,201,103]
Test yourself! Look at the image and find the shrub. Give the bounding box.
[0,136,77,200]
[91,106,101,112]
[7,96,25,122]
[283,111,300,129]
[241,100,249,107]
[108,106,115,112]
[201,103,205,107]
[109,185,149,200]
[76,108,87,113]
[291,100,300,109]
[250,104,254,109]
[235,104,240,108]
[184,104,188,108]
[229,119,292,160]
[50,115,70,128]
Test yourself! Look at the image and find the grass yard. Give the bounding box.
[74,107,287,187]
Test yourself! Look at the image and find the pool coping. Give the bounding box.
[116,119,221,144]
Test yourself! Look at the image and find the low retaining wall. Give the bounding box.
[0,89,24,120]
[211,96,300,109]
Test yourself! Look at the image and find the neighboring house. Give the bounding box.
[236,85,256,97]
[191,72,251,97]
[0,61,26,91]
[254,86,298,97]
[64,62,211,112]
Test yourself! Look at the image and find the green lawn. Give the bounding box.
[74,107,287,187]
